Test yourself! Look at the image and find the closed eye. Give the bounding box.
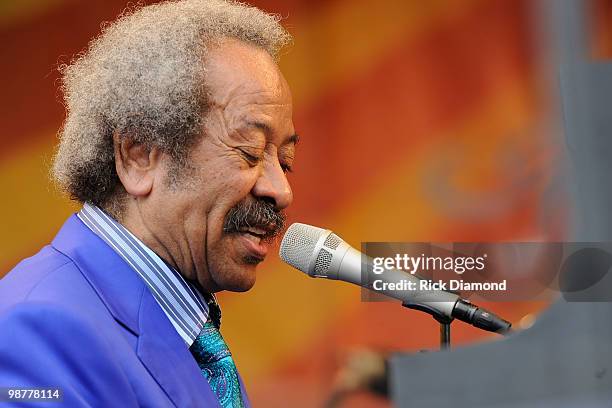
[239,149,262,166]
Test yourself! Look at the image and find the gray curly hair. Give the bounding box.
[52,0,291,217]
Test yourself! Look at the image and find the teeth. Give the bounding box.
[240,227,267,236]
[241,232,261,244]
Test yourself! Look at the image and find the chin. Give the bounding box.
[222,277,256,292]
[213,263,258,292]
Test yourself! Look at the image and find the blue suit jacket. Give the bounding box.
[0,215,249,407]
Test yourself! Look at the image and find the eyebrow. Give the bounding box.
[286,133,300,145]
[245,120,300,145]
[246,120,271,133]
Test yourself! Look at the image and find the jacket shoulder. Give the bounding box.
[0,245,86,310]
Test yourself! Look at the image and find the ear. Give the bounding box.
[113,133,162,197]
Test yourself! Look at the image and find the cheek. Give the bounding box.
[203,168,259,231]
[215,167,260,202]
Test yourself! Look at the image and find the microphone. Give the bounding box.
[279,223,511,334]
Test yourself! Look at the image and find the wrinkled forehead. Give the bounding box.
[204,38,292,109]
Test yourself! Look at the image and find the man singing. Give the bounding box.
[0,0,298,406]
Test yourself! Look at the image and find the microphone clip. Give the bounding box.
[402,301,453,349]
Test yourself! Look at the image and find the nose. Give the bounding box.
[252,153,293,210]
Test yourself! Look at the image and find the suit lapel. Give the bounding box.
[52,215,143,335]
[52,215,219,407]
[137,287,219,408]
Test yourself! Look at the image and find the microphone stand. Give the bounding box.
[402,302,453,350]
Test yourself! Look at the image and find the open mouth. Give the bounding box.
[235,227,272,260]
[237,226,274,243]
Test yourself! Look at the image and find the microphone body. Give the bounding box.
[280,223,511,334]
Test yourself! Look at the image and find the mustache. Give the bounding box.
[223,198,286,240]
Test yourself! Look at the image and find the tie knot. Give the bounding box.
[191,321,232,365]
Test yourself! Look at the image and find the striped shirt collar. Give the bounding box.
[77,203,209,346]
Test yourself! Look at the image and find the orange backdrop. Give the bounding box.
[0,0,572,406]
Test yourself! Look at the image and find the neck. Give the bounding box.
[118,199,196,282]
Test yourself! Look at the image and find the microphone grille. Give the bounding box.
[280,223,329,273]
[323,233,341,249]
[314,248,333,275]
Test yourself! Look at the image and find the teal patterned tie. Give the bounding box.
[190,296,244,407]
